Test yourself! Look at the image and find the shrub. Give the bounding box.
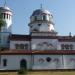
[18,68,27,75]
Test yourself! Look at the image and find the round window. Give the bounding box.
[46,57,51,62]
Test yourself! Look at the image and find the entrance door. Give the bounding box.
[20,59,27,69]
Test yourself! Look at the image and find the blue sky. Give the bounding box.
[0,0,75,36]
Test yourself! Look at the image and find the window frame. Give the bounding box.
[3,59,7,67]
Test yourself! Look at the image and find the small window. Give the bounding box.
[61,44,65,50]
[33,28,38,31]
[9,15,10,19]
[25,44,29,50]
[61,44,73,50]
[15,44,20,49]
[30,26,33,28]
[70,44,73,50]
[34,16,37,21]
[3,59,7,67]
[65,44,69,50]
[46,57,51,62]
[7,14,9,19]
[3,13,6,19]
[20,44,24,49]
[38,24,41,26]
[43,15,46,21]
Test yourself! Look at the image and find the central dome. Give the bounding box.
[29,8,55,33]
[32,9,51,16]
[0,6,11,12]
[30,8,54,23]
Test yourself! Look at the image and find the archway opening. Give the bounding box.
[20,59,27,69]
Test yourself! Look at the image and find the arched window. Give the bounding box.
[65,44,69,50]
[15,44,20,49]
[20,59,27,69]
[43,15,46,21]
[20,44,24,49]
[70,44,73,50]
[7,14,9,19]
[61,44,73,50]
[25,44,29,50]
[61,44,65,50]
[34,16,37,21]
[3,59,7,67]
[3,13,6,19]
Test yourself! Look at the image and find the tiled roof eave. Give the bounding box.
[1,50,75,55]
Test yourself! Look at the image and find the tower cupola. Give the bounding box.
[30,9,53,23]
[0,2,12,49]
[0,4,12,32]
[29,8,55,33]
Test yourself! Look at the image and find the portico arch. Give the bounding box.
[20,59,27,69]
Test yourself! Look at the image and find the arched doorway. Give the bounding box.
[20,59,27,69]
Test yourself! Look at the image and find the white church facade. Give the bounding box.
[0,4,75,70]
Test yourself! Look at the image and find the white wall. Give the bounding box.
[32,55,75,70]
[31,39,58,50]
[63,55,75,69]
[1,55,75,70]
[30,22,54,32]
[10,41,30,50]
[0,55,32,70]
[10,38,75,50]
[58,42,75,50]
[32,55,63,70]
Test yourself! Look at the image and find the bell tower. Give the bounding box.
[0,1,12,32]
[0,1,12,49]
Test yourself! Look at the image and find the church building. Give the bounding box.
[0,4,75,70]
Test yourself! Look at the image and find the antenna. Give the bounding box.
[4,0,7,7]
[40,0,45,9]
[40,4,43,9]
[69,32,72,37]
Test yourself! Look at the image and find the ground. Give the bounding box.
[0,71,75,75]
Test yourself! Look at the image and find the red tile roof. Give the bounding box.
[9,34,75,42]
[58,36,75,42]
[10,34,31,41]
[1,50,75,55]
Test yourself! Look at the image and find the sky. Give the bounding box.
[0,0,75,36]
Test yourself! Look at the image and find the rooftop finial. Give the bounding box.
[4,0,7,7]
[40,4,43,9]
[69,32,72,37]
